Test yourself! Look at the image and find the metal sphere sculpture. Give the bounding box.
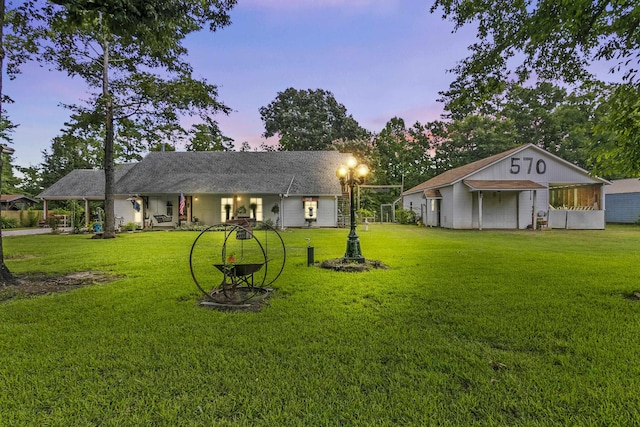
[189,221,286,305]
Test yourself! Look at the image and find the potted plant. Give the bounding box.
[271,204,280,227]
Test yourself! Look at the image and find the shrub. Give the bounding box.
[255,219,275,230]
[356,208,374,223]
[1,216,19,229]
[124,222,138,231]
[395,208,418,225]
[48,216,59,230]
[20,211,40,228]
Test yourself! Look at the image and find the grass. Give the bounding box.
[1,224,640,426]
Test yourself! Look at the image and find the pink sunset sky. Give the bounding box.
[7,0,477,167]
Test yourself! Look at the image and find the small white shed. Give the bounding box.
[403,144,609,230]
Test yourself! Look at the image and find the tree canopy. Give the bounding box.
[186,118,235,152]
[431,82,598,173]
[259,88,370,151]
[37,0,236,237]
[372,117,434,190]
[430,0,640,174]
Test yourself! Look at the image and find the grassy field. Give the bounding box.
[1,224,639,426]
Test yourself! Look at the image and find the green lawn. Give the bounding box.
[1,225,639,426]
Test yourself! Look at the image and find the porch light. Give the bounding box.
[336,156,369,263]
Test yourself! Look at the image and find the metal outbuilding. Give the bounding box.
[605,178,640,224]
[402,144,609,230]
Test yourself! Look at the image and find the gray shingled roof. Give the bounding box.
[37,164,137,200]
[39,151,350,199]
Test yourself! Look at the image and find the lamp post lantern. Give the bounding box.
[0,144,15,283]
[336,156,369,263]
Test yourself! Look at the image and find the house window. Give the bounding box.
[166,201,173,217]
[221,197,233,221]
[250,198,263,221]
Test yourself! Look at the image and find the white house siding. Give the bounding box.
[439,186,455,229]
[471,147,592,185]
[402,192,424,220]
[317,196,338,227]
[282,197,305,227]
[261,196,281,225]
[425,198,440,226]
[115,198,143,227]
[129,194,333,228]
[471,191,519,229]
[281,196,337,227]
[191,195,220,225]
[452,183,474,229]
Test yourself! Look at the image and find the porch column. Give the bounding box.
[532,190,537,230]
[84,199,90,228]
[599,185,605,210]
[280,195,285,230]
[43,199,48,220]
[478,191,483,231]
[516,192,520,229]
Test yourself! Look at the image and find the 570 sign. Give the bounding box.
[509,157,547,175]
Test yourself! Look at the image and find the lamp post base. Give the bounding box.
[342,236,365,263]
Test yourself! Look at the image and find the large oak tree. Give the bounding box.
[260,88,369,151]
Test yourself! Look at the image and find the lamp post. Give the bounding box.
[0,144,15,282]
[336,156,369,263]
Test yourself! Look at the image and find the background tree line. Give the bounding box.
[3,1,638,213]
[10,80,613,220]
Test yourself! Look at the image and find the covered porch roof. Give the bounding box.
[464,179,547,192]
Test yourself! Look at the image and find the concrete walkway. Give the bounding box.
[3,227,73,237]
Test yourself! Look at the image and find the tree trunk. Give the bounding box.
[101,17,115,239]
[0,0,15,283]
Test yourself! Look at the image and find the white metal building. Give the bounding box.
[402,144,609,230]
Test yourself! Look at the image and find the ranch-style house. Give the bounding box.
[38,151,352,229]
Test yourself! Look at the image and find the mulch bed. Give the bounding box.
[319,258,389,272]
[0,271,120,301]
